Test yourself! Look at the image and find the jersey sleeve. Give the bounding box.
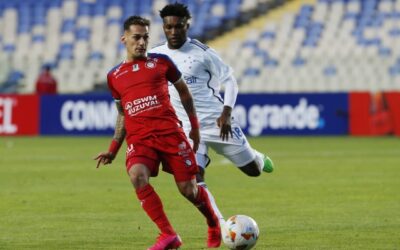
[205,48,238,107]
[107,72,120,100]
[164,55,182,84]
[205,48,235,85]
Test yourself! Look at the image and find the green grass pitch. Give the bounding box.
[1,136,399,249]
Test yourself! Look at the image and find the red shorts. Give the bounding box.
[125,132,198,182]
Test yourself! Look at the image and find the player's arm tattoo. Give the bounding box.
[181,94,196,117]
[113,101,126,143]
[174,79,197,117]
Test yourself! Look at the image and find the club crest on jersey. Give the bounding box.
[145,60,156,69]
[178,142,187,150]
[132,64,139,71]
[185,159,192,166]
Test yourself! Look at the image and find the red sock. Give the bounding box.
[136,184,175,235]
[193,185,218,227]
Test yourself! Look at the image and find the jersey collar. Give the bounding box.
[123,54,149,64]
[166,38,191,50]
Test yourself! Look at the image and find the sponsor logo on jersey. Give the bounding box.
[184,75,197,84]
[124,95,161,116]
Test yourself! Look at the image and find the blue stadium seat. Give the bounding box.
[323,66,337,77]
[243,67,260,77]
[260,31,275,39]
[93,2,106,16]
[58,43,74,60]
[89,51,104,61]
[76,27,90,40]
[61,19,75,33]
[0,70,24,93]
[378,47,392,57]
[292,57,306,67]
[3,44,15,53]
[77,2,92,16]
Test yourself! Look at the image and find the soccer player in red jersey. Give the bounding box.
[35,65,58,95]
[94,16,221,249]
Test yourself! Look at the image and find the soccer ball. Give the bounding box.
[222,215,260,250]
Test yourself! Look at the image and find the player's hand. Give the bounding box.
[94,152,115,168]
[217,107,233,141]
[189,128,200,153]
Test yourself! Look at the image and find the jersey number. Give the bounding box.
[232,127,243,139]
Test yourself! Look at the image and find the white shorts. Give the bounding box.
[185,120,256,169]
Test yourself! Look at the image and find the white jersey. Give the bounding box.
[150,38,236,133]
[150,38,261,169]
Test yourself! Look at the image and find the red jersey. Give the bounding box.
[107,53,183,142]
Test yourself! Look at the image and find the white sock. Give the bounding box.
[254,150,265,172]
[197,182,225,227]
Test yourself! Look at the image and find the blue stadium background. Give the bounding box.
[1,0,399,94]
[0,0,399,136]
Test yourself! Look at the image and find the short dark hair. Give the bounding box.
[123,16,150,31]
[159,2,191,19]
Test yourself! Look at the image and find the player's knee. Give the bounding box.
[129,173,149,188]
[177,182,197,201]
[128,165,150,188]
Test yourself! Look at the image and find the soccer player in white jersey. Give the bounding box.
[150,2,274,226]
